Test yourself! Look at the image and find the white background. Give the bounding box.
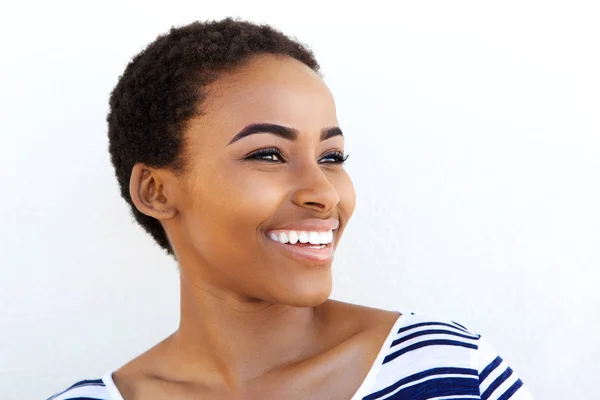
[1,1,598,399]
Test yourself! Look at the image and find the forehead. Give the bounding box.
[193,54,338,140]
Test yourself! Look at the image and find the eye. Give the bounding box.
[245,147,285,163]
[319,150,349,164]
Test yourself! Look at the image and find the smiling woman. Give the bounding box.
[47,18,534,400]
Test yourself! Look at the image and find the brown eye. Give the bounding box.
[246,147,285,163]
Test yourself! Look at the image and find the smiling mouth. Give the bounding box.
[265,229,336,264]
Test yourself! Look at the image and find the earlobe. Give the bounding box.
[129,163,177,220]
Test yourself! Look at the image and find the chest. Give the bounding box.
[129,339,376,400]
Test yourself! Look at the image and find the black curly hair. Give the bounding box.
[107,18,320,258]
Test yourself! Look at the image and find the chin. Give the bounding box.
[284,294,331,309]
[273,278,333,308]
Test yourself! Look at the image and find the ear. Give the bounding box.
[129,163,178,220]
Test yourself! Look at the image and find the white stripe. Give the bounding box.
[371,347,475,391]
[479,360,509,394]
[394,323,479,340]
[51,384,108,400]
[387,332,479,354]
[103,371,126,400]
[484,371,520,400]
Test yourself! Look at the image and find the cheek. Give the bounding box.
[191,166,286,245]
[232,172,287,221]
[335,172,356,219]
[178,168,286,278]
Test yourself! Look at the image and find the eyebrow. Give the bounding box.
[227,123,343,145]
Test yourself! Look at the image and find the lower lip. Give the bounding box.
[265,238,335,265]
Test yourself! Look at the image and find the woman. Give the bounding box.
[48,18,534,400]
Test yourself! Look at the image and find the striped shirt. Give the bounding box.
[47,312,534,400]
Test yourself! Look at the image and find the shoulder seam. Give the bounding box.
[47,379,105,400]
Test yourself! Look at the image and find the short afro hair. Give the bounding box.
[107,18,320,258]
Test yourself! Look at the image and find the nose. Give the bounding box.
[290,162,341,213]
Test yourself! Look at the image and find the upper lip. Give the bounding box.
[266,218,340,232]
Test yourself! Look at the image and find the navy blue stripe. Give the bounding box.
[479,355,503,383]
[384,339,478,364]
[481,366,514,400]
[498,379,524,400]
[62,398,105,400]
[397,321,475,335]
[376,377,479,400]
[362,367,478,400]
[67,379,104,389]
[452,320,468,330]
[391,329,479,347]
[47,380,105,400]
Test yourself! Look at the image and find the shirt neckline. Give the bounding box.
[102,371,125,400]
[349,311,406,400]
[102,311,408,400]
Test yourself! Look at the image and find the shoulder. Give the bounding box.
[372,311,535,399]
[396,311,481,336]
[47,377,112,400]
[386,311,483,364]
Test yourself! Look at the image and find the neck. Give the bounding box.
[162,271,328,391]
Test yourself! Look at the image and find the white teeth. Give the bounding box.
[268,230,334,245]
[308,231,320,244]
[298,231,309,243]
[278,232,289,244]
[288,230,299,244]
[319,231,329,243]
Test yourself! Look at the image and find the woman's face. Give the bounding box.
[166,54,355,307]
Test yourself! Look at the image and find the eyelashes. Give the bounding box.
[245,147,349,164]
[320,150,350,164]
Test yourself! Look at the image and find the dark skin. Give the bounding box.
[116,54,401,399]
